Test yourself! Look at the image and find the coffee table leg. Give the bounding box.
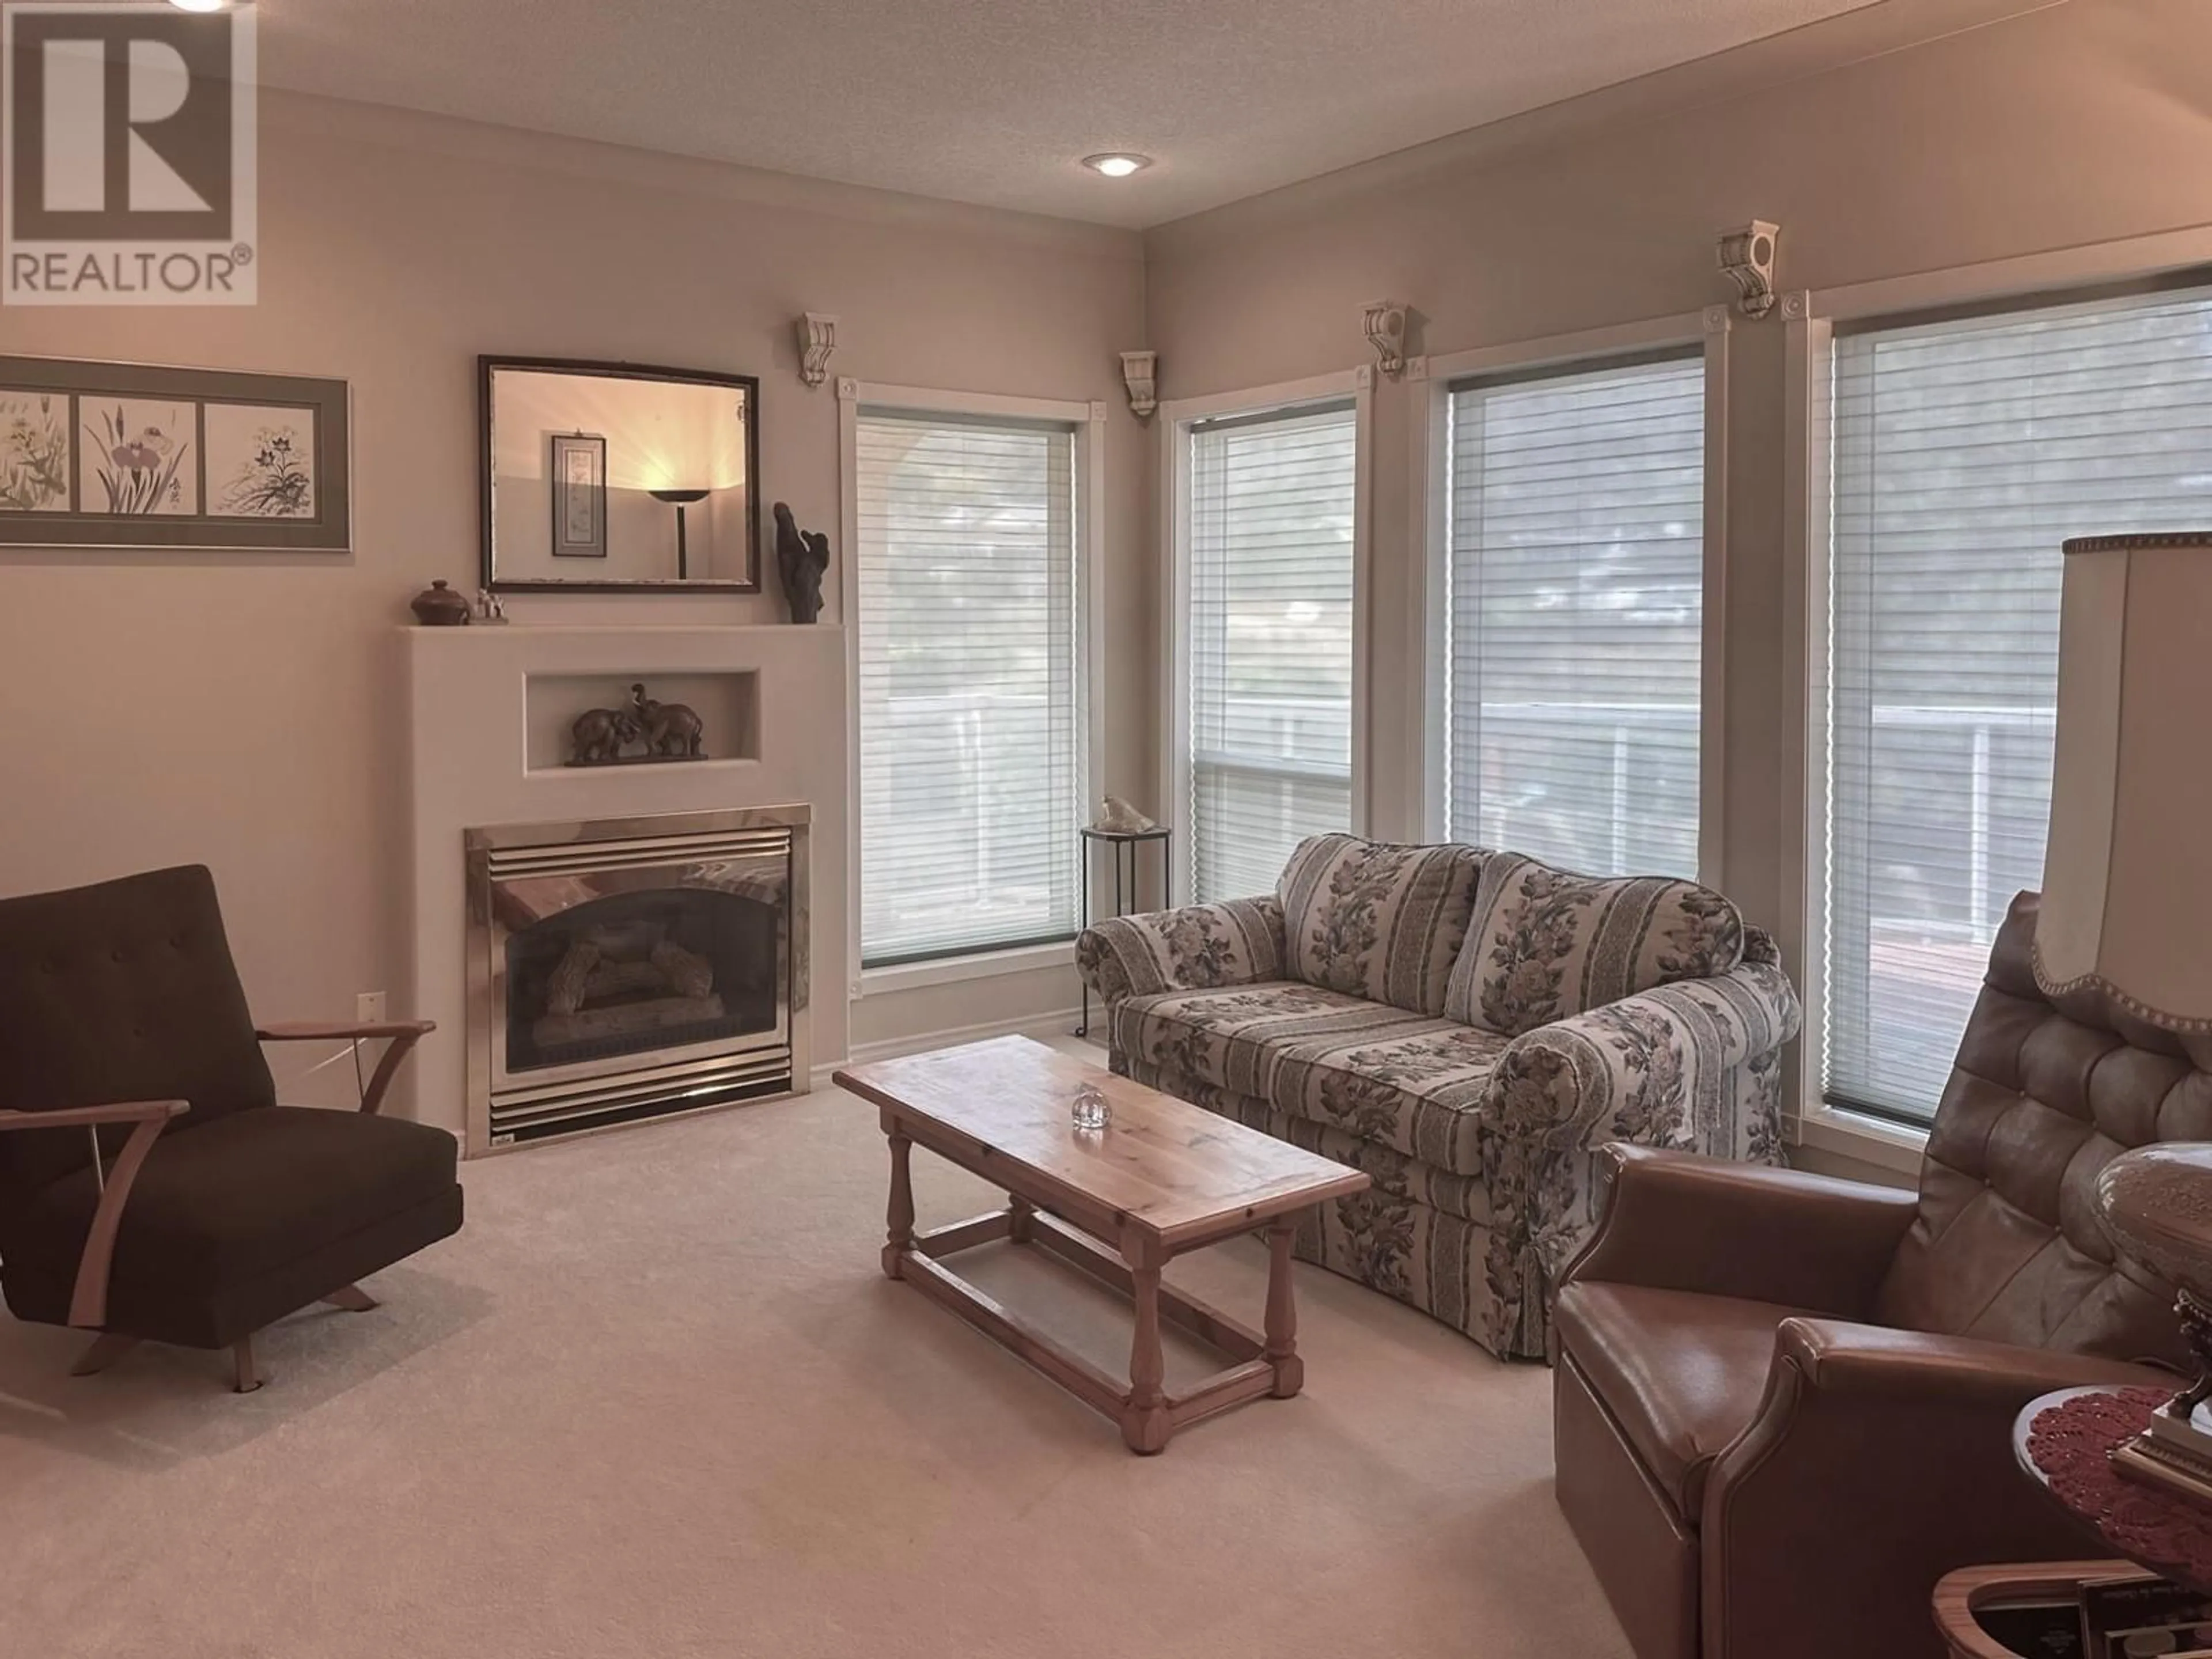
[883,1127,915,1281]
[1009,1194,1035,1244]
[1264,1217,1304,1399]
[1123,1244,1172,1455]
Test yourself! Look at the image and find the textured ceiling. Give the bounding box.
[258,0,1884,228]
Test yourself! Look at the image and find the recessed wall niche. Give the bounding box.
[523,671,760,773]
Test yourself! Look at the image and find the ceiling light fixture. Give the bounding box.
[1081,153,1152,179]
[167,0,232,11]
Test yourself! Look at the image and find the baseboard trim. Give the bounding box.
[809,1006,1086,1089]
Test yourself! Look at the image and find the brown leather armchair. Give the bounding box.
[0,865,464,1391]
[1553,892,2204,1659]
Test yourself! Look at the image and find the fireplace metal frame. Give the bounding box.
[464,804,810,1154]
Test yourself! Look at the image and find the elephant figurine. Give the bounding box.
[569,707,639,765]
[628,683,706,759]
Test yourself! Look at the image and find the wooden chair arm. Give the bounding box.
[256,1020,435,1043]
[0,1099,189,1132]
[0,1099,187,1330]
[256,1020,434,1115]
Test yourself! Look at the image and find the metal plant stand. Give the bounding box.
[1076,824,1172,1040]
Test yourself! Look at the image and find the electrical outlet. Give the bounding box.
[356,990,388,1024]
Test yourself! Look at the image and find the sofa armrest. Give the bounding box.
[0,1099,188,1328]
[1563,1144,1919,1317]
[1697,1319,2172,1659]
[1076,895,1286,1007]
[1491,954,1804,1146]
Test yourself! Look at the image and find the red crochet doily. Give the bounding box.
[2024,1387,2212,1587]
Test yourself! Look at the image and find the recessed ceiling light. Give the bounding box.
[1081,153,1152,179]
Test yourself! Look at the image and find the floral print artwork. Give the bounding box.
[0,392,71,512]
[81,401,194,516]
[205,403,316,519]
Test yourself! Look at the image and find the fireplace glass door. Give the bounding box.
[471,817,799,1134]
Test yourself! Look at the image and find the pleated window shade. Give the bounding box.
[1444,352,1706,878]
[1185,400,1358,902]
[854,409,1082,967]
[1825,283,2212,1123]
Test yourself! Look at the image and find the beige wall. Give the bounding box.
[0,92,1149,1098]
[1142,0,2212,1183]
[3,0,2202,1146]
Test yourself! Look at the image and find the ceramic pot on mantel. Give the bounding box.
[410,580,472,626]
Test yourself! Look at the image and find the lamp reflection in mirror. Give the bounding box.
[2042,533,2212,1493]
[649,488,711,579]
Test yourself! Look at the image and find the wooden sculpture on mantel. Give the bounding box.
[772,501,830,624]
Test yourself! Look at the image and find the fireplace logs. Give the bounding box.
[535,922,724,1048]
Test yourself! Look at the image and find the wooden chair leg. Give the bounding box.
[70,1332,138,1377]
[321,1283,377,1313]
[231,1335,262,1394]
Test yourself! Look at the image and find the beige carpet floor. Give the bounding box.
[0,1074,1632,1659]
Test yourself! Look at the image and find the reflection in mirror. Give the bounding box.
[482,357,761,591]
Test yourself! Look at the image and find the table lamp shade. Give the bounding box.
[2034,533,2212,1031]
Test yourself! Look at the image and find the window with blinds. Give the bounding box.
[1443,352,1706,877]
[1825,282,2212,1123]
[1183,400,1358,902]
[854,408,1083,967]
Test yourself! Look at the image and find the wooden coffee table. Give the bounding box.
[833,1035,1370,1455]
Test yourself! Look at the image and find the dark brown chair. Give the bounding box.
[1552,891,2202,1659]
[0,865,463,1391]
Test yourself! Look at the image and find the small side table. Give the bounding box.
[2015,1385,2212,1591]
[1076,824,1171,1040]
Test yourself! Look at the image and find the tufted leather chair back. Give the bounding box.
[0,865,274,1200]
[1875,890,2205,1369]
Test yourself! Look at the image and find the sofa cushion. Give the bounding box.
[1444,854,1744,1037]
[1109,980,1509,1175]
[1275,834,1487,1017]
[1553,1281,1806,1520]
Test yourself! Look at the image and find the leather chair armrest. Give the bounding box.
[1699,1319,2171,1659]
[256,1019,435,1115]
[1770,1317,2175,1402]
[1561,1143,1919,1319]
[0,1099,188,1329]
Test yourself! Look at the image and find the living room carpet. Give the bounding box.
[0,1071,1631,1659]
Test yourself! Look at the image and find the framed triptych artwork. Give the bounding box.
[0,356,351,552]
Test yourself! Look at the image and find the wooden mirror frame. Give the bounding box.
[478,355,763,594]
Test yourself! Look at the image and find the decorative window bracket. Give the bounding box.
[1717,222,1781,320]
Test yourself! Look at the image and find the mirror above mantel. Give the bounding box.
[480,356,762,593]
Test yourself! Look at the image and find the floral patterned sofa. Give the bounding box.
[1075,834,1802,1360]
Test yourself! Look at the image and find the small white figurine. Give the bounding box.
[1093,796,1156,834]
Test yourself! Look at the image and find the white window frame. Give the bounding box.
[1157,368,1375,905]
[1410,309,1733,888]
[837,377,1108,997]
[1778,222,2212,1175]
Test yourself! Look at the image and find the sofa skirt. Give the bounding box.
[1120,1056,1547,1360]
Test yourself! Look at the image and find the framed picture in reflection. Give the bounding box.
[550,431,606,559]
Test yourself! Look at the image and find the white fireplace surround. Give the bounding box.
[404,623,849,1145]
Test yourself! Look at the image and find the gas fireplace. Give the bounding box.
[464,805,809,1151]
